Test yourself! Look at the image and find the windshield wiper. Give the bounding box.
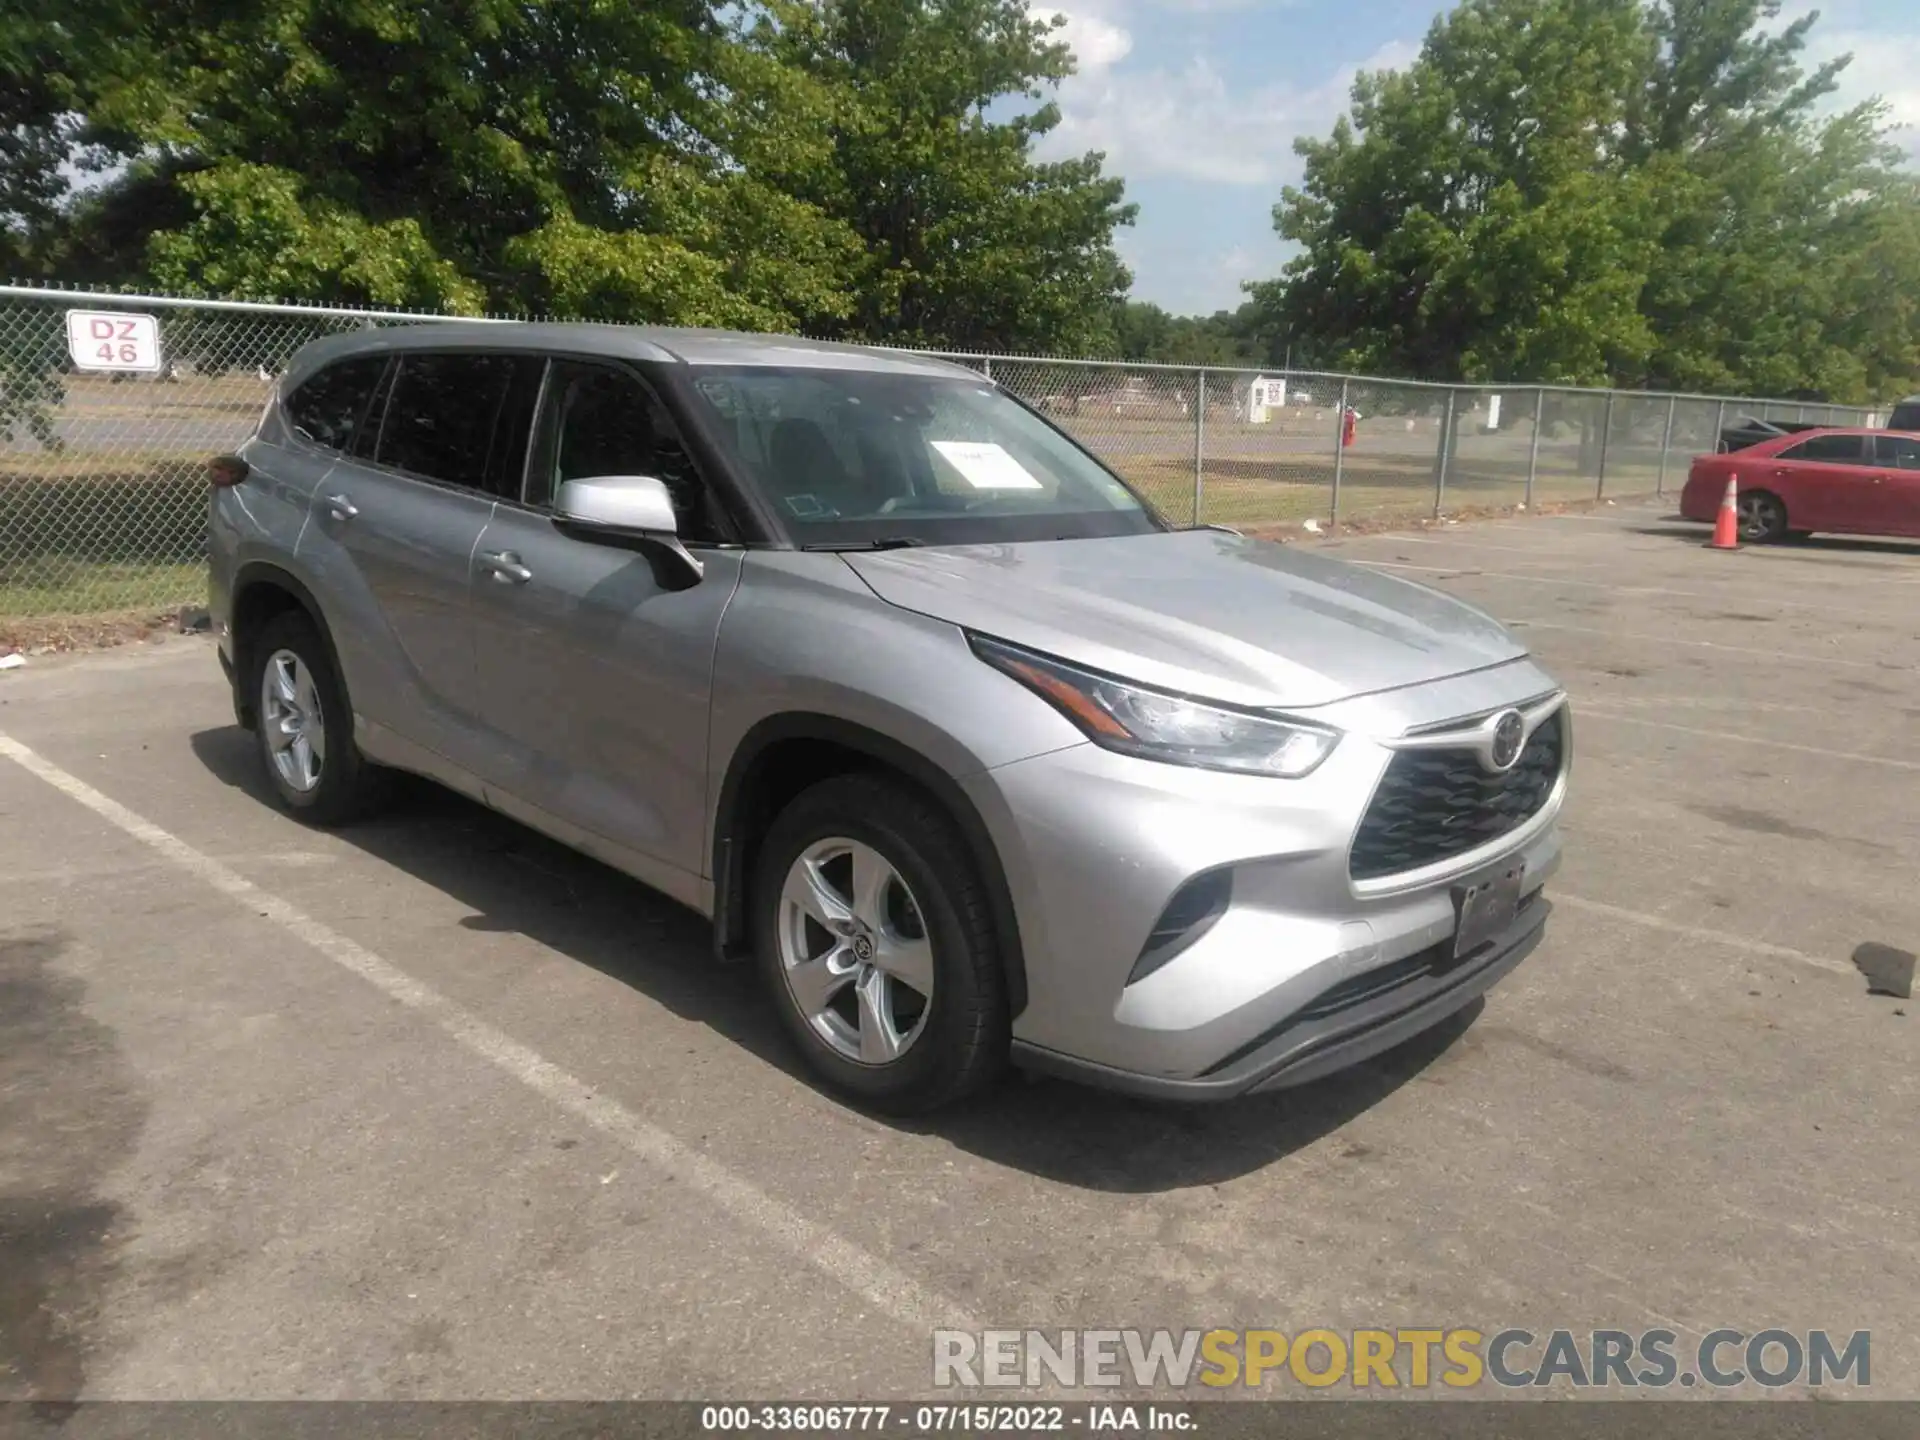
[800,537,926,552]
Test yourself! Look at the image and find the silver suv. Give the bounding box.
[208,324,1569,1112]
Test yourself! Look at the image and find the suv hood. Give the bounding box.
[842,530,1528,711]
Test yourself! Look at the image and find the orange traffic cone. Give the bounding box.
[1710,475,1739,550]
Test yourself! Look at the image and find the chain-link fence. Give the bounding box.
[0,283,1885,624]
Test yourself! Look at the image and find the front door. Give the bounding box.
[467,359,744,881]
[1869,433,1920,537]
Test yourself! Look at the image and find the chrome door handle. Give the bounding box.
[481,550,533,584]
[325,494,358,521]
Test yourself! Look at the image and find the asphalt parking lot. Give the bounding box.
[3,500,1917,1403]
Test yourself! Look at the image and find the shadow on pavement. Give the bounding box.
[1627,522,1920,560]
[190,724,1472,1192]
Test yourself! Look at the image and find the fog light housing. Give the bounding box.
[1128,869,1233,984]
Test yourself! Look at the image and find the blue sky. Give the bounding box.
[1029,0,1920,316]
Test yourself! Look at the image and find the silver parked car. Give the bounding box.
[207,324,1569,1112]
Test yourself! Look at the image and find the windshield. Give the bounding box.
[684,366,1164,547]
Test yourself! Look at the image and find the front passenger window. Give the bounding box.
[1875,434,1920,470]
[528,362,722,543]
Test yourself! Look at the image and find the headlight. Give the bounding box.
[970,635,1339,778]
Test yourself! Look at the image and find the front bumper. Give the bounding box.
[1010,893,1548,1101]
[961,658,1568,1096]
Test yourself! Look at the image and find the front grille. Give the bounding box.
[1349,710,1564,882]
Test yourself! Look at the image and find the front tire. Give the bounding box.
[751,773,1009,1113]
[249,611,387,825]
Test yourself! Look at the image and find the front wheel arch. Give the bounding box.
[711,714,1029,1020]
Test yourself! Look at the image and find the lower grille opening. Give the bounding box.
[1350,710,1564,882]
[1200,890,1540,1076]
[1298,890,1541,1023]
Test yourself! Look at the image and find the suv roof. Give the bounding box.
[282,321,980,390]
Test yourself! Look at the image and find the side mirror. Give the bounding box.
[553,475,703,587]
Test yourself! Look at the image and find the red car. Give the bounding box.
[1680,428,1920,542]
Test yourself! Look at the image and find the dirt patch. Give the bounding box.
[1235,491,1642,543]
[0,611,181,657]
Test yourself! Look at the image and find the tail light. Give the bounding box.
[208,454,250,488]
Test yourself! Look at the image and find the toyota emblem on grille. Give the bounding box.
[1486,710,1526,772]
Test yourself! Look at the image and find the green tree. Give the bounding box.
[27,0,866,327]
[1112,300,1275,367]
[746,0,1136,353]
[1257,0,1920,401]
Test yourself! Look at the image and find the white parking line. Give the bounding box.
[1571,707,1920,772]
[0,730,979,1336]
[1498,618,1896,670]
[1350,533,1610,561]
[1550,892,1855,978]
[1355,559,1899,619]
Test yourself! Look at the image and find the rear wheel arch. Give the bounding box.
[712,714,1029,1019]
[230,564,347,730]
[1737,487,1790,542]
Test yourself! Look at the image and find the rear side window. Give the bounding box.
[1890,402,1920,432]
[1778,433,1867,464]
[1875,433,1920,469]
[284,357,389,453]
[376,352,544,497]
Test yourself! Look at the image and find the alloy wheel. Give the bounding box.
[260,648,327,793]
[776,837,934,1065]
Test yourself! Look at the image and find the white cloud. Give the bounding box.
[1769,3,1920,161]
[1032,6,1134,75]
[1038,39,1417,186]
[1133,0,1288,11]
[1818,38,1920,159]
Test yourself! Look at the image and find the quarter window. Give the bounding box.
[376,352,543,497]
[284,356,388,454]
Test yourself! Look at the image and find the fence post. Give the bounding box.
[1331,378,1349,528]
[1595,392,1615,499]
[1713,399,1727,453]
[1526,389,1543,509]
[1191,370,1206,527]
[1655,394,1678,497]
[982,357,992,382]
[1434,389,1456,519]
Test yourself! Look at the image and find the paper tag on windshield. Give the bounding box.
[930,440,1043,490]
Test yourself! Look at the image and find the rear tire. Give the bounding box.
[248,611,388,825]
[1737,490,1789,543]
[751,772,1010,1113]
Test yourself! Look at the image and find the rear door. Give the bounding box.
[298,349,540,770]
[466,358,745,880]
[1761,432,1872,531]
[1871,433,1920,537]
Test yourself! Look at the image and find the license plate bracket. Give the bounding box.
[1452,863,1525,960]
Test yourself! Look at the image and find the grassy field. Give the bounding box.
[1,457,209,620]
